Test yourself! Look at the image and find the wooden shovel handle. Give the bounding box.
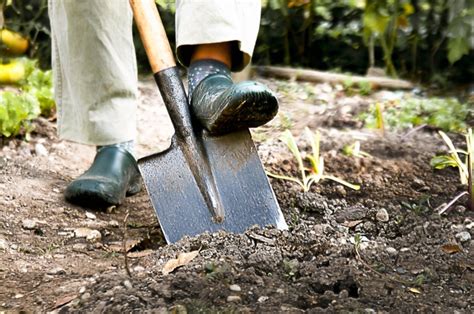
[129,0,176,73]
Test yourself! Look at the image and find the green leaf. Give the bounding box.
[363,10,389,35]
[266,171,306,190]
[430,155,459,169]
[0,90,40,138]
[324,174,361,190]
[447,37,469,64]
[281,130,306,181]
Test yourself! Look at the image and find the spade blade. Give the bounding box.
[138,129,287,243]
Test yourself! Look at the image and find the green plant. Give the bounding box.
[278,112,293,130]
[342,141,372,158]
[363,1,415,77]
[0,58,55,138]
[401,195,431,215]
[282,259,299,280]
[431,128,473,212]
[358,81,372,95]
[374,102,385,135]
[0,91,39,137]
[22,59,54,116]
[446,0,474,64]
[266,128,360,192]
[361,97,470,132]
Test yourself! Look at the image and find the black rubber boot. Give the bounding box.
[65,146,141,208]
[190,74,279,135]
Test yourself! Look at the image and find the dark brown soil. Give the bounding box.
[0,77,472,313]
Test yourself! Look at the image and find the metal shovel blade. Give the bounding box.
[139,129,288,243]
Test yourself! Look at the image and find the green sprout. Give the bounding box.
[375,102,385,135]
[266,128,360,192]
[342,141,373,159]
[431,128,473,213]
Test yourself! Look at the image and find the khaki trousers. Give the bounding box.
[49,0,261,145]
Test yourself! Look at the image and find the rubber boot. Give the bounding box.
[190,74,279,135]
[65,146,141,208]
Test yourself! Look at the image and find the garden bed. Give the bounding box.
[0,77,472,312]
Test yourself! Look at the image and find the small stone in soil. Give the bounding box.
[74,228,101,241]
[123,280,133,290]
[335,185,346,197]
[227,295,241,302]
[22,219,37,230]
[386,247,398,256]
[72,243,87,251]
[0,238,8,251]
[229,284,241,292]
[411,178,425,189]
[87,230,101,241]
[376,208,389,222]
[455,231,471,243]
[133,266,145,272]
[108,220,120,228]
[34,143,48,156]
[258,296,269,303]
[85,212,96,220]
[47,267,65,275]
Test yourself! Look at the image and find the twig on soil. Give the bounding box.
[436,191,468,215]
[122,210,132,278]
[401,124,427,139]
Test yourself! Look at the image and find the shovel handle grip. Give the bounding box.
[129,0,176,73]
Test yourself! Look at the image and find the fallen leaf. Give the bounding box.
[441,243,463,254]
[342,220,364,228]
[162,250,200,275]
[52,294,77,309]
[407,287,422,294]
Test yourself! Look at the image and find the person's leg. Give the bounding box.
[176,0,278,135]
[49,0,140,207]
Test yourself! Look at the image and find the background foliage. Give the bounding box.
[2,0,473,84]
[256,0,473,83]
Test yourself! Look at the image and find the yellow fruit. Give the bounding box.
[0,29,29,55]
[0,61,25,84]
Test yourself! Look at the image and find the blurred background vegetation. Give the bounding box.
[0,0,471,139]
[1,0,473,85]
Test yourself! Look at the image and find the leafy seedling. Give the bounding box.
[431,128,473,213]
[401,195,431,215]
[375,102,385,136]
[266,128,360,192]
[342,141,373,159]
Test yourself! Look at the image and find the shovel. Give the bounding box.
[130,0,288,243]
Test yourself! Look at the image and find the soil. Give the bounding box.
[0,76,472,313]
